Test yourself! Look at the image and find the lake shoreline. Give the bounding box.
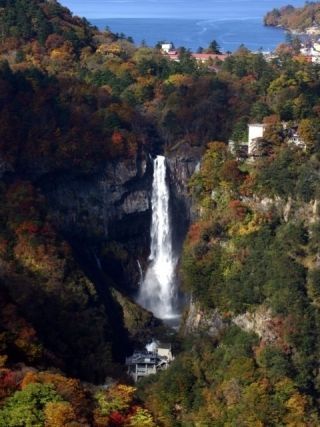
[91,17,289,53]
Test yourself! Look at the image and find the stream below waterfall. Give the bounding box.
[137,155,179,322]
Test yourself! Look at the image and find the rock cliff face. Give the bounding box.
[233,306,285,346]
[182,300,226,338]
[35,145,198,299]
[38,151,153,294]
[182,301,287,350]
[244,196,320,225]
[167,143,202,254]
[42,154,152,242]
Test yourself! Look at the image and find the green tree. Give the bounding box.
[0,383,64,427]
[207,39,221,54]
[298,118,320,151]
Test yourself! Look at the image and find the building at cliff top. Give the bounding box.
[229,122,306,158]
[248,123,266,156]
[125,342,174,382]
[228,123,265,158]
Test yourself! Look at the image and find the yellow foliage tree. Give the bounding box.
[44,402,77,427]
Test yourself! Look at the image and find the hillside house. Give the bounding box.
[228,123,267,158]
[285,125,306,149]
[248,123,266,156]
[229,122,305,158]
[300,39,320,63]
[125,343,174,382]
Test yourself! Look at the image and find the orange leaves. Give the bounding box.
[45,34,65,51]
[112,384,136,405]
[110,131,138,158]
[44,402,77,427]
[3,181,70,276]
[93,384,155,427]
[0,296,43,363]
[50,41,74,62]
[112,130,125,146]
[187,223,203,245]
[240,174,256,197]
[111,130,126,157]
[240,74,257,85]
[228,200,248,221]
[263,114,280,125]
[21,371,89,420]
[187,221,213,246]
[220,159,246,187]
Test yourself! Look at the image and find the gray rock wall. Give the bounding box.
[167,143,202,254]
[41,153,153,245]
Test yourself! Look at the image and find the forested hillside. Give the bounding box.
[137,42,320,427]
[1,0,320,426]
[264,1,320,31]
[141,141,320,425]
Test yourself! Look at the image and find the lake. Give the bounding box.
[63,0,306,52]
[91,17,290,52]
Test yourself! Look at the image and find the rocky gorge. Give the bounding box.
[35,143,202,299]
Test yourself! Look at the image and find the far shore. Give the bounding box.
[264,22,320,37]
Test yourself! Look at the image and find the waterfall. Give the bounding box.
[138,155,177,320]
[137,260,144,286]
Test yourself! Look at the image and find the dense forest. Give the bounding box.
[2,0,320,425]
[264,1,320,31]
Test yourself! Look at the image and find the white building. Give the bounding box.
[125,343,174,382]
[313,42,320,53]
[230,122,305,159]
[248,123,266,156]
[300,46,312,56]
[161,43,174,53]
[300,40,320,62]
[156,343,174,362]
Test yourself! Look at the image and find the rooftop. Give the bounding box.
[158,342,172,350]
[126,351,161,366]
[191,53,228,61]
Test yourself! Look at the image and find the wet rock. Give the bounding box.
[182,300,226,338]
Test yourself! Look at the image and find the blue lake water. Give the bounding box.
[62,0,306,52]
[92,17,288,52]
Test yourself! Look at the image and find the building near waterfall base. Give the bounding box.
[125,343,174,382]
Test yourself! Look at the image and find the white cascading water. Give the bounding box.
[138,155,177,320]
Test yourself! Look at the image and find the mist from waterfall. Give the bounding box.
[138,155,178,320]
